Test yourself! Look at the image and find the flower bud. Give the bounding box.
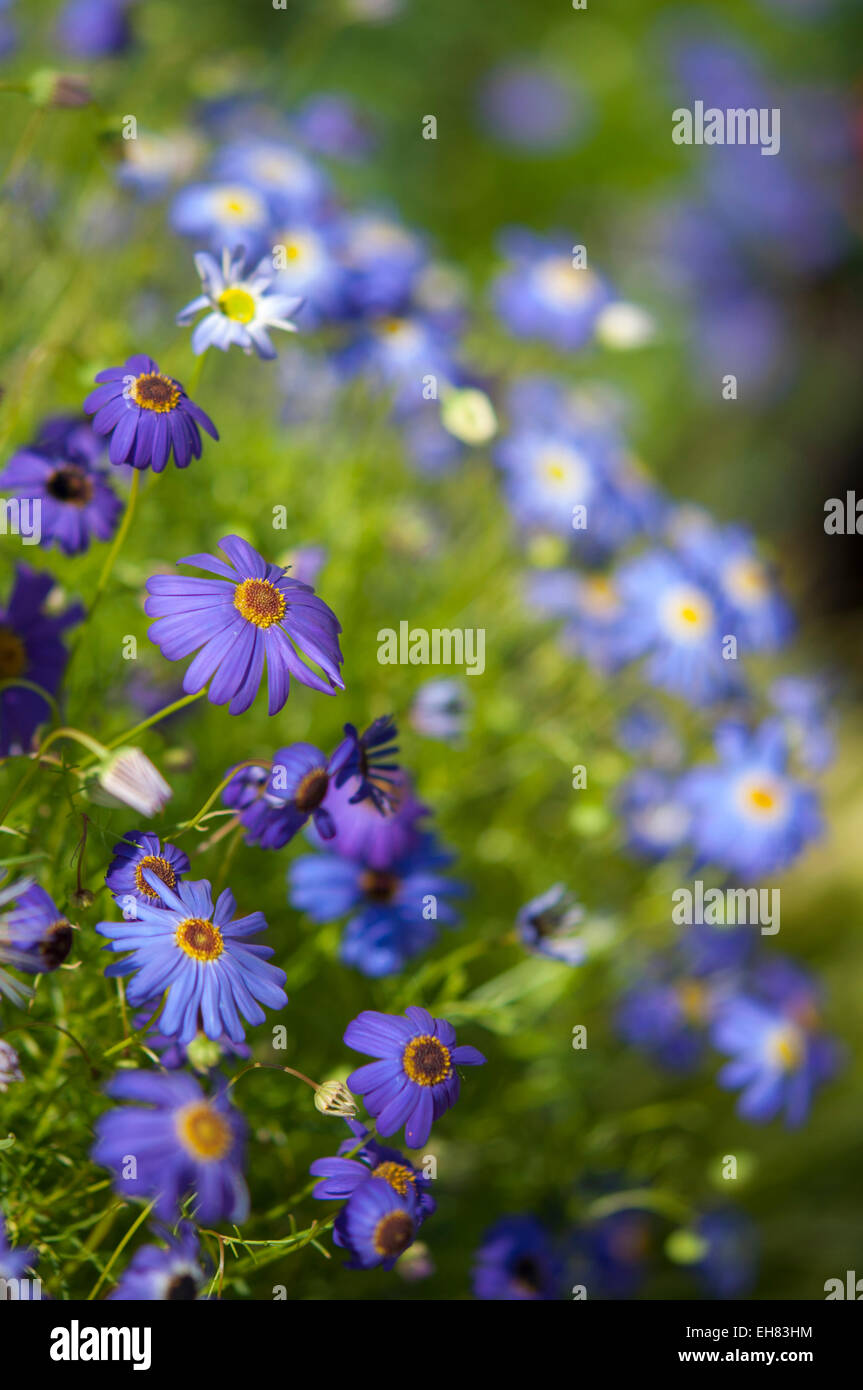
[314,1080,358,1118]
[97,746,172,818]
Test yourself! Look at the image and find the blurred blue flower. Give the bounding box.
[493,230,613,350]
[109,1224,206,1300]
[473,1215,563,1299]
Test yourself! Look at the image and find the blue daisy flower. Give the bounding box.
[96,875,287,1045]
[668,507,794,652]
[289,834,464,977]
[473,1215,562,1300]
[681,720,821,877]
[109,1224,206,1300]
[84,353,218,471]
[340,211,427,316]
[516,884,585,967]
[0,565,83,757]
[57,0,132,58]
[526,568,644,674]
[339,312,460,415]
[293,93,374,163]
[266,740,341,841]
[144,534,344,715]
[332,1174,419,1270]
[310,1122,436,1222]
[170,180,272,254]
[344,1007,486,1148]
[618,769,692,861]
[712,991,837,1127]
[104,830,190,911]
[177,248,303,359]
[270,218,349,327]
[0,419,122,557]
[492,229,613,350]
[212,138,329,222]
[614,548,741,705]
[690,1207,758,1298]
[92,1070,248,1223]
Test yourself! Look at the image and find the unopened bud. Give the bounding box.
[97,746,172,818]
[29,69,92,109]
[314,1080,357,1118]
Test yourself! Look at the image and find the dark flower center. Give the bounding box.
[294,768,329,813]
[42,920,73,970]
[131,372,180,414]
[0,625,26,679]
[373,1210,414,1258]
[166,1273,198,1301]
[134,854,177,898]
[512,1256,542,1294]
[360,870,398,903]
[402,1033,452,1087]
[46,465,93,506]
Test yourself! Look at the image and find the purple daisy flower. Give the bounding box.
[310,1121,436,1222]
[92,1070,248,1223]
[305,768,427,867]
[109,1224,206,1301]
[95,874,287,1045]
[83,353,218,471]
[265,741,341,842]
[1,883,74,974]
[344,1007,486,1149]
[0,422,122,557]
[222,762,297,850]
[144,535,344,715]
[0,565,83,756]
[104,829,191,910]
[333,1176,419,1271]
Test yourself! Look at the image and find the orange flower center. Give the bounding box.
[176,916,223,962]
[233,577,286,629]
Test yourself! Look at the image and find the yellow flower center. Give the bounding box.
[373,1209,414,1258]
[176,916,223,962]
[233,577,286,629]
[0,625,26,679]
[769,1025,803,1072]
[217,287,256,324]
[402,1034,452,1087]
[749,787,775,812]
[677,980,707,1023]
[372,1161,416,1197]
[131,372,180,414]
[134,854,177,898]
[176,1101,231,1160]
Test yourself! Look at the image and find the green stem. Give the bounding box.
[79,689,206,769]
[87,1198,157,1300]
[67,469,141,671]
[175,761,270,837]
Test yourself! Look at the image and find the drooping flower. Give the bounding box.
[84,353,218,471]
[177,248,303,359]
[145,535,344,715]
[344,1007,486,1148]
[92,1070,248,1222]
[332,1175,419,1270]
[310,1122,436,1223]
[97,746,173,818]
[289,833,464,977]
[516,884,585,967]
[104,830,190,910]
[330,715,399,812]
[0,417,122,556]
[681,720,821,877]
[96,875,287,1045]
[473,1215,563,1300]
[110,1224,206,1300]
[0,565,83,757]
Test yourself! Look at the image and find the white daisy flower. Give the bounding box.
[177,248,303,360]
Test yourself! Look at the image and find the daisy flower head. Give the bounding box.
[712,992,837,1127]
[310,1122,436,1222]
[344,1007,486,1148]
[0,418,122,557]
[492,229,614,351]
[171,180,272,253]
[109,1224,206,1301]
[0,565,83,756]
[177,247,303,359]
[104,829,190,910]
[473,1215,563,1300]
[84,353,218,471]
[92,1070,248,1223]
[1,882,74,975]
[681,720,821,878]
[96,875,287,1045]
[516,884,586,967]
[333,1174,420,1271]
[145,535,344,716]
